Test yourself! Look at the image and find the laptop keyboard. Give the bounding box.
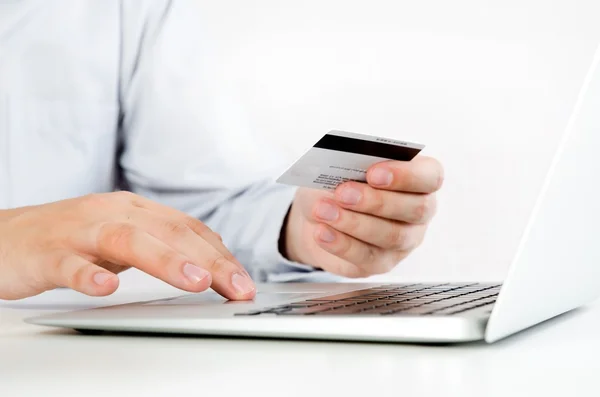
[236,283,501,317]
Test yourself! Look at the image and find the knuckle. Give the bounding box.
[413,194,437,223]
[68,264,88,290]
[408,226,427,251]
[368,189,386,215]
[363,245,379,267]
[184,216,212,235]
[46,255,66,283]
[384,226,408,250]
[97,222,136,253]
[334,237,353,259]
[223,251,237,264]
[435,162,445,190]
[113,190,137,202]
[163,220,190,237]
[79,193,108,209]
[51,255,86,289]
[342,211,361,234]
[332,237,353,259]
[157,249,183,268]
[204,255,231,274]
[426,157,445,191]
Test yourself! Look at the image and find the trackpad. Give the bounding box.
[143,292,314,307]
[226,293,313,306]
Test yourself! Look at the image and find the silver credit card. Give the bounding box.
[277,130,425,190]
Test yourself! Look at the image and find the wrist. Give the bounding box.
[279,200,304,263]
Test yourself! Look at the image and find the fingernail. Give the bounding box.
[232,273,256,295]
[316,201,339,221]
[183,263,210,284]
[339,186,362,205]
[93,273,113,286]
[370,168,393,186]
[317,227,336,243]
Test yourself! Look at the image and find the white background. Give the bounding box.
[123,0,600,284]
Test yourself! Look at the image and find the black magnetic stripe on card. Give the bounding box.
[313,134,421,161]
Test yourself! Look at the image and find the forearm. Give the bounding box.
[0,206,37,221]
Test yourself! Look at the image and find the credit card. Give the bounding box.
[276,130,425,190]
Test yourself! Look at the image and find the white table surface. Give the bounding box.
[1,282,599,397]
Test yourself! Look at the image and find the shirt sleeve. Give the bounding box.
[116,0,334,282]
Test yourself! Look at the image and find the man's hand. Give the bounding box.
[0,192,256,300]
[284,156,443,277]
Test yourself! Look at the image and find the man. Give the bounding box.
[0,1,443,301]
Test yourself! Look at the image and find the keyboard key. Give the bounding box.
[448,298,497,314]
[309,289,381,301]
[363,291,391,296]
[390,306,439,315]
[278,305,338,315]
[346,301,384,311]
[431,297,497,315]
[315,307,361,315]
[302,300,338,304]
[338,297,379,302]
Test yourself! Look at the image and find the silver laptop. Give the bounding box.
[27,44,600,344]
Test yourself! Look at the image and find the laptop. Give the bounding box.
[27,44,600,344]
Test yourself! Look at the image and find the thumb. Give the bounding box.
[43,254,120,296]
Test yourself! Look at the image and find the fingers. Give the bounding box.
[44,254,120,297]
[313,224,402,275]
[313,200,427,250]
[333,182,437,224]
[125,194,249,273]
[366,156,444,193]
[93,222,214,294]
[127,208,256,300]
[100,192,255,300]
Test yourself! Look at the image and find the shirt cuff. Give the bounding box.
[248,185,342,283]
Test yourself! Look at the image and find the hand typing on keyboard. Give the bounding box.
[0,193,256,301]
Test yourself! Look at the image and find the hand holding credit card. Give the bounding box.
[277,130,425,190]
[279,130,442,279]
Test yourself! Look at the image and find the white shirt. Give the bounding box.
[0,0,324,282]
